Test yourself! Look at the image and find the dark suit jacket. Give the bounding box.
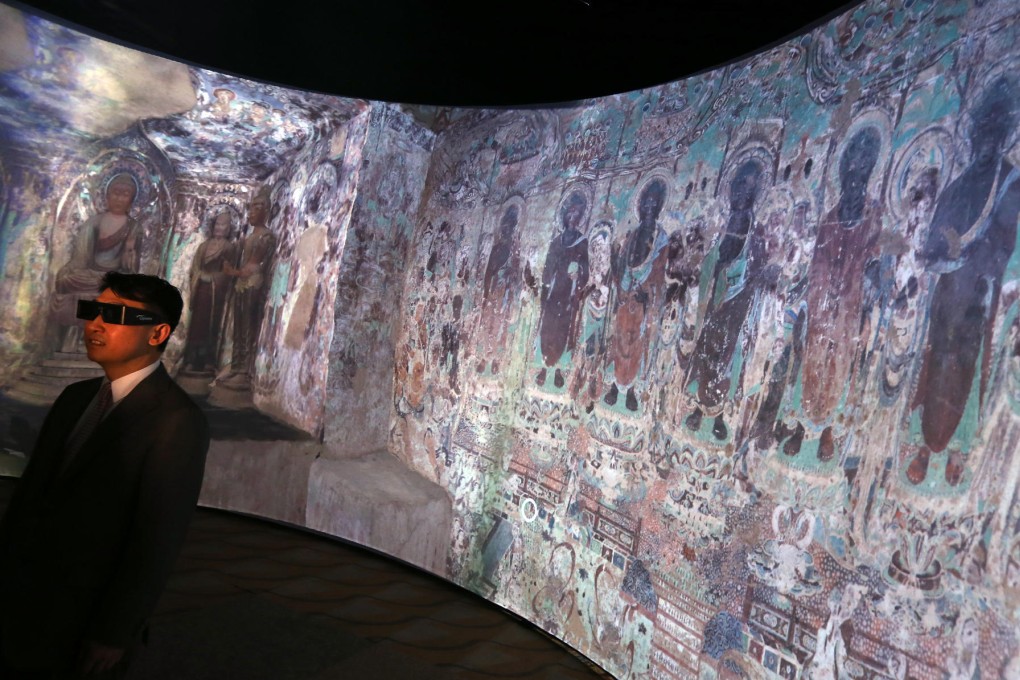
[0,364,209,670]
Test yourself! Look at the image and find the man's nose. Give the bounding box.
[84,314,105,332]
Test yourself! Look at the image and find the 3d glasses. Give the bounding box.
[76,299,167,326]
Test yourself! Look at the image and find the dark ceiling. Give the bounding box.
[12,0,857,107]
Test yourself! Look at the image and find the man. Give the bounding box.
[0,272,209,678]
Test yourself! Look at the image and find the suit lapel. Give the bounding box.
[54,365,171,489]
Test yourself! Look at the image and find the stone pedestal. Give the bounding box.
[4,350,104,405]
[0,451,27,478]
[307,451,453,576]
[199,439,320,526]
[198,441,453,578]
[207,374,254,408]
[176,371,214,397]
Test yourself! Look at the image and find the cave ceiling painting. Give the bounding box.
[0,10,365,183]
[142,69,364,182]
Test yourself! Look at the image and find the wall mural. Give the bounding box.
[391,0,1020,677]
[0,8,367,435]
[323,109,433,451]
[1,0,1020,678]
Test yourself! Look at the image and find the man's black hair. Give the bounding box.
[98,272,183,352]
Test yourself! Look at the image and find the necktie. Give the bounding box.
[61,381,113,472]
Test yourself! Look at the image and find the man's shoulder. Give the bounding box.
[154,368,204,410]
[167,376,211,433]
[132,366,207,425]
[135,372,210,449]
[165,378,205,416]
[40,377,104,422]
[59,376,104,401]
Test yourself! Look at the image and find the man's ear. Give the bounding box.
[149,323,172,347]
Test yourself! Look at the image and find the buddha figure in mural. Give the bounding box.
[684,159,766,441]
[476,202,523,376]
[217,187,277,394]
[779,125,884,462]
[182,209,237,374]
[904,76,1020,487]
[535,189,590,391]
[604,176,670,412]
[51,173,141,347]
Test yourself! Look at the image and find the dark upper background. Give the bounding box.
[12,0,855,107]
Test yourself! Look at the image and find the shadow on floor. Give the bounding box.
[0,478,609,679]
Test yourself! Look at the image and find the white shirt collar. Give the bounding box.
[110,360,161,404]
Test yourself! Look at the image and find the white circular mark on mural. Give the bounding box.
[520,497,539,523]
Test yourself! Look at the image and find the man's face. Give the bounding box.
[83,288,166,380]
[249,196,270,227]
[106,180,136,216]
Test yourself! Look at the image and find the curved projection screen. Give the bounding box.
[2,0,1020,677]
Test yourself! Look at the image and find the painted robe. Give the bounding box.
[537,227,589,369]
[801,200,883,425]
[184,236,237,371]
[912,162,1020,453]
[609,225,670,388]
[686,225,773,415]
[229,226,276,376]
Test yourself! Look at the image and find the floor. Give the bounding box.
[0,478,610,679]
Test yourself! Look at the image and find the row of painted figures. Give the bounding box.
[50,177,276,392]
[417,76,1020,495]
